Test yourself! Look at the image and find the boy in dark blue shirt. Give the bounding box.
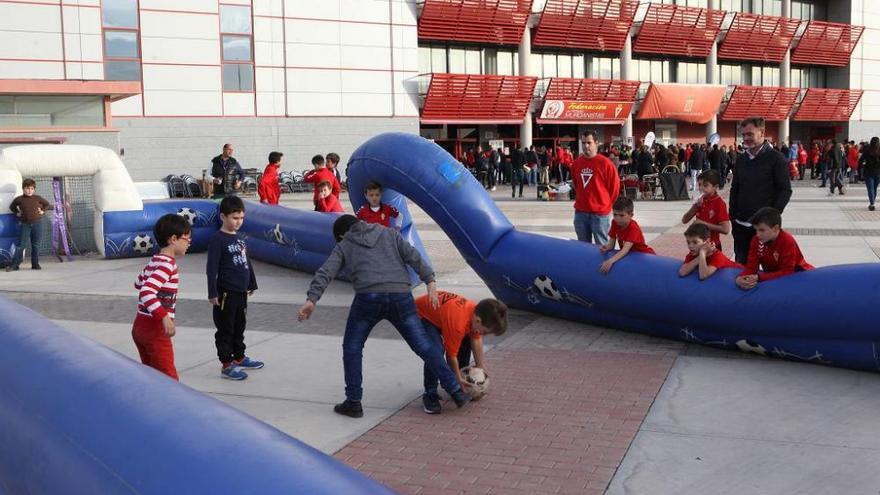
[206,196,263,380]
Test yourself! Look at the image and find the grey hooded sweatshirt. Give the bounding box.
[306,221,435,303]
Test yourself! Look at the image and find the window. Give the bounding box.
[677,62,706,84]
[496,50,517,76]
[634,59,670,82]
[790,67,825,88]
[720,0,744,12]
[0,95,104,128]
[751,65,780,86]
[720,64,745,85]
[448,48,481,74]
[220,5,254,91]
[102,0,140,81]
[590,56,619,80]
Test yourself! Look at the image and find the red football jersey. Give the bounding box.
[694,193,730,250]
[356,203,399,227]
[684,250,741,270]
[739,230,814,281]
[609,219,655,254]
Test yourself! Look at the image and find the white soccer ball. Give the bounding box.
[533,274,562,301]
[133,234,154,254]
[273,223,284,244]
[177,207,197,225]
[461,366,489,400]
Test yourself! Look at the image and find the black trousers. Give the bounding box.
[213,289,248,364]
[732,221,754,265]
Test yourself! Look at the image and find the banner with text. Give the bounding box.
[537,100,633,124]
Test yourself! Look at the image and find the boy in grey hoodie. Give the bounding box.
[298,215,471,417]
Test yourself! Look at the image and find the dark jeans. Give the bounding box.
[213,289,248,364]
[421,319,472,399]
[487,166,496,189]
[732,221,754,265]
[511,169,524,197]
[343,293,461,402]
[866,175,879,206]
[830,169,845,194]
[11,219,43,267]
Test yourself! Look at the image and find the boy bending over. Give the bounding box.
[736,207,814,290]
[599,197,655,274]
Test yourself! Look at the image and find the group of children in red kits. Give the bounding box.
[600,168,813,286]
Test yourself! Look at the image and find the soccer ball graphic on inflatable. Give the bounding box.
[272,224,284,244]
[133,234,154,254]
[177,207,197,225]
[533,274,562,301]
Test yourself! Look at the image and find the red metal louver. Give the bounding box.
[417,0,531,46]
[720,85,801,121]
[718,13,801,63]
[543,77,641,101]
[792,88,863,122]
[791,20,863,67]
[633,3,725,58]
[532,0,639,52]
[420,73,538,124]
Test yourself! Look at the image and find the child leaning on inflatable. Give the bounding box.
[678,223,741,280]
[735,207,814,290]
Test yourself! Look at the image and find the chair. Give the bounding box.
[180,174,202,198]
[622,174,640,200]
[641,174,661,200]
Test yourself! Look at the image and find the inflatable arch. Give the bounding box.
[345,133,880,373]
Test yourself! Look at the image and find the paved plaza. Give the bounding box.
[2,180,880,494]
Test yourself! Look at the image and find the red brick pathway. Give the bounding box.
[335,349,675,495]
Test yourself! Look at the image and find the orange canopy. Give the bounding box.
[636,83,726,124]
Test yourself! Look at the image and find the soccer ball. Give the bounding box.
[532,274,562,301]
[736,339,767,356]
[461,366,489,400]
[133,234,154,254]
[177,207,197,225]
[272,224,284,244]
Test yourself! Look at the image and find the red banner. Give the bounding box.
[635,83,726,124]
[538,100,633,124]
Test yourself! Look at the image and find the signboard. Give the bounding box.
[636,83,727,124]
[538,100,634,123]
[488,139,504,151]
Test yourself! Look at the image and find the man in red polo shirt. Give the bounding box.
[563,131,620,245]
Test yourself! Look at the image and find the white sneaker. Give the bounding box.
[491,186,496,191]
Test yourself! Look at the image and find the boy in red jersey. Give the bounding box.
[678,223,741,280]
[315,181,344,213]
[599,197,655,274]
[258,151,283,205]
[303,154,341,209]
[132,214,192,380]
[735,207,814,290]
[356,181,399,228]
[681,169,731,251]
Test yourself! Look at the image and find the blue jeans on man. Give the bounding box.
[11,220,43,268]
[865,175,879,207]
[342,292,462,402]
[573,211,611,245]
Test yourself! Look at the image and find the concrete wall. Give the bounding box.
[114,116,418,181]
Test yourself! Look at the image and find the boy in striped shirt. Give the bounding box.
[132,214,192,380]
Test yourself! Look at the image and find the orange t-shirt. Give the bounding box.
[415,291,481,359]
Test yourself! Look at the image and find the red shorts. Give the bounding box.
[132,313,179,380]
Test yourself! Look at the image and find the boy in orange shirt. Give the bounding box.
[735,207,814,290]
[681,169,731,251]
[415,291,508,414]
[678,223,741,280]
[599,197,655,274]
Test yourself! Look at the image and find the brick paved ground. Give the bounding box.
[334,348,675,495]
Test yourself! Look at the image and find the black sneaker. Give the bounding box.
[31,263,41,270]
[422,394,441,415]
[870,205,876,211]
[334,400,363,418]
[450,389,472,408]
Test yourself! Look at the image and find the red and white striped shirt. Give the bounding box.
[135,254,179,320]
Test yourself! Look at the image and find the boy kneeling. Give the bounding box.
[735,207,814,290]
[415,291,508,414]
[679,223,740,280]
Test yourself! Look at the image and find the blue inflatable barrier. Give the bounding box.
[346,133,880,373]
[0,296,395,494]
[0,213,17,266]
[103,199,220,258]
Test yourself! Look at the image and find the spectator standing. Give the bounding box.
[846,141,860,183]
[565,131,620,245]
[210,143,244,199]
[860,137,880,211]
[510,147,525,198]
[526,145,539,186]
[728,117,792,264]
[828,140,846,195]
[258,151,283,205]
[688,143,705,191]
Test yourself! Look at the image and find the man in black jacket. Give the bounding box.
[729,117,792,263]
[211,143,244,199]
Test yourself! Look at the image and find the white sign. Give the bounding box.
[708,133,721,146]
[644,131,656,148]
[489,139,504,151]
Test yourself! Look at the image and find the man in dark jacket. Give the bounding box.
[828,140,846,195]
[211,143,244,199]
[728,117,792,263]
[688,144,705,191]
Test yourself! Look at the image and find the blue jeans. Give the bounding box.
[528,166,537,185]
[421,319,472,399]
[11,220,43,267]
[573,211,611,245]
[866,175,879,206]
[342,293,461,402]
